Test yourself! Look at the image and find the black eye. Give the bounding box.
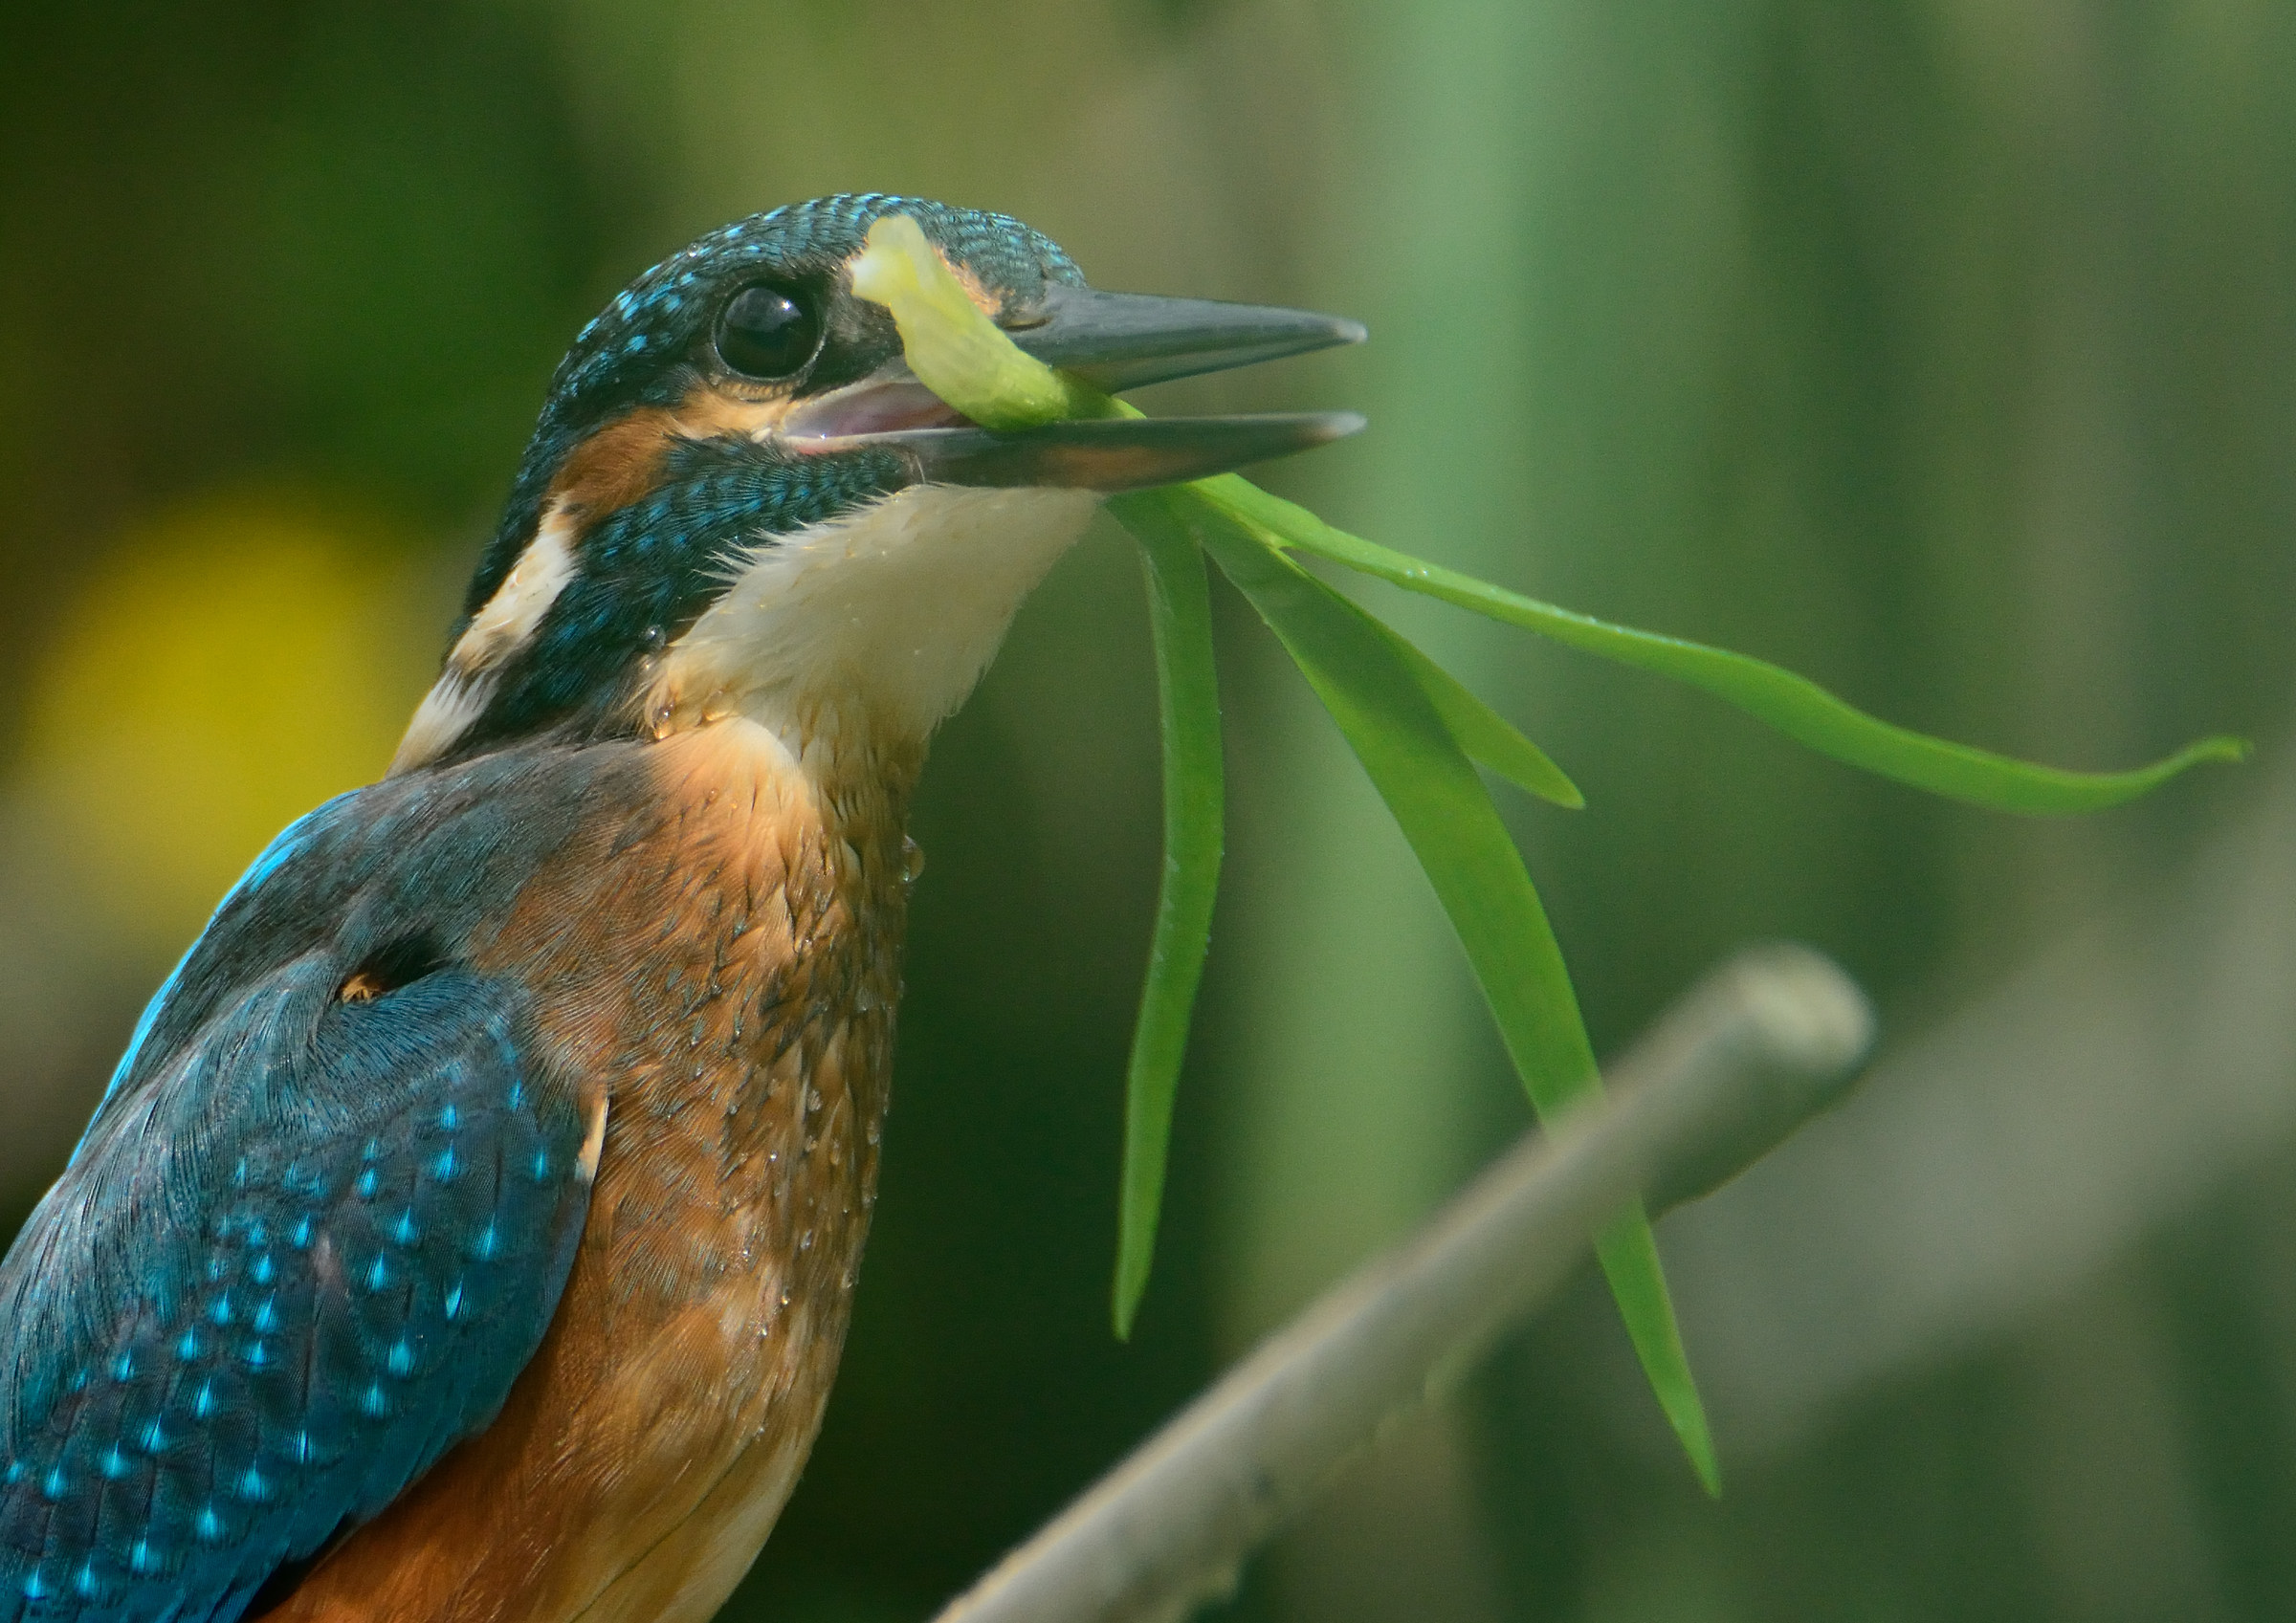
[715,282,823,380]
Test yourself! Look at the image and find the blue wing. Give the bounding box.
[0,936,594,1622]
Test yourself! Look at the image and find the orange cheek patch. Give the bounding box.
[664,383,800,446]
[548,410,680,520]
[545,384,801,524]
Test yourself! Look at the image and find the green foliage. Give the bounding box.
[1162,483,1717,1490]
[1102,491,1225,1340]
[1218,480,2249,814]
[851,212,2241,1491]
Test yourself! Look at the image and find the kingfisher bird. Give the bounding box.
[0,194,1361,1623]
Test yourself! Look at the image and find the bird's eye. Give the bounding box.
[715,282,823,380]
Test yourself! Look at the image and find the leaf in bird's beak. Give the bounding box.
[850,214,1110,431]
[850,208,2248,1501]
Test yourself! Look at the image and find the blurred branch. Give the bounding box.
[1665,744,2296,1455]
[930,944,1875,1623]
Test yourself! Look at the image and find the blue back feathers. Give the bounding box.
[0,744,643,1622]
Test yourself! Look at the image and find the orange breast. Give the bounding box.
[269,720,916,1623]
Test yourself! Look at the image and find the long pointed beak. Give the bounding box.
[787,285,1366,492]
[1005,284,1367,392]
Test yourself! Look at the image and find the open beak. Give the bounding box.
[1006,284,1366,392]
[785,287,1366,493]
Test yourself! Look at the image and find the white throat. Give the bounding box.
[640,484,1099,757]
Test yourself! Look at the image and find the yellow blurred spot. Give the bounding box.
[16,493,435,951]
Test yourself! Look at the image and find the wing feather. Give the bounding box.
[0,954,592,1623]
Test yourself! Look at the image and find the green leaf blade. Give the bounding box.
[1383,630,1584,809]
[1108,491,1227,1341]
[1596,1210,1717,1495]
[1201,479,2247,815]
[1161,486,1719,1493]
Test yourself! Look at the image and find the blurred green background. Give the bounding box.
[1,2,2290,1619]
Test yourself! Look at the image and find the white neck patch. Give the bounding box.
[641,484,1099,756]
[390,502,580,776]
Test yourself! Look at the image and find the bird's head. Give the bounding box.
[392,193,1361,779]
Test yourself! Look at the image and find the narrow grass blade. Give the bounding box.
[1107,490,1227,1340]
[1196,477,2247,814]
[1157,488,1719,1493]
[1382,628,1583,809]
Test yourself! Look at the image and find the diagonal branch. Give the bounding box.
[931,944,1875,1623]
